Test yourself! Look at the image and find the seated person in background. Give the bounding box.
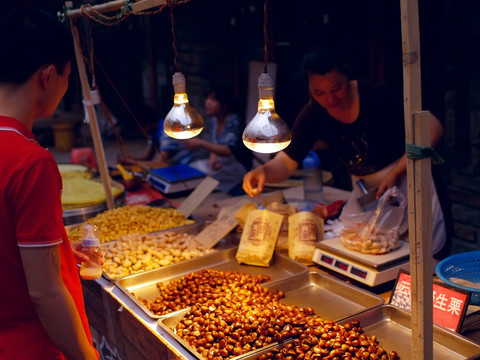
[124,118,208,170]
[157,126,209,167]
[187,84,249,195]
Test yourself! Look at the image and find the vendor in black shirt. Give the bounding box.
[242,45,447,256]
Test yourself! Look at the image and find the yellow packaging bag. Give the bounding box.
[288,211,324,264]
[236,209,283,267]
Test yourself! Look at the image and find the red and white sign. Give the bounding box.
[390,271,470,332]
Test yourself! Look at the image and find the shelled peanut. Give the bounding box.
[67,205,195,243]
[102,232,215,279]
[137,268,400,360]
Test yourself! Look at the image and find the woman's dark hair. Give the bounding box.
[206,84,239,113]
[301,45,348,76]
[0,7,73,84]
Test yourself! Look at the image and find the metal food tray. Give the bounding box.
[157,308,280,360]
[100,221,238,282]
[156,270,384,360]
[243,305,480,360]
[64,203,202,238]
[115,248,309,319]
[262,270,384,321]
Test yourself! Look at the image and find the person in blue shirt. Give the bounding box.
[188,84,250,195]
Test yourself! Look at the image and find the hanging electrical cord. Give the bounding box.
[263,0,269,74]
[167,0,180,73]
[241,0,291,154]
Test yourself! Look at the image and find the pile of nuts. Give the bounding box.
[136,269,400,359]
[340,229,401,255]
[257,322,400,359]
[136,269,273,316]
[102,232,215,279]
[67,205,194,243]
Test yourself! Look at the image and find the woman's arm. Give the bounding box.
[376,112,444,197]
[242,151,298,196]
[20,245,97,360]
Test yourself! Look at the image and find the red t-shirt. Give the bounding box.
[0,116,96,359]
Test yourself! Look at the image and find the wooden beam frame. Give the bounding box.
[64,0,166,209]
[66,0,166,19]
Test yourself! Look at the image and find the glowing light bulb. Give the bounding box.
[242,73,291,153]
[163,72,203,139]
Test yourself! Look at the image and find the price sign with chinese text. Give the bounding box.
[390,270,470,332]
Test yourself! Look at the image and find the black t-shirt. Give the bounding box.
[285,81,406,176]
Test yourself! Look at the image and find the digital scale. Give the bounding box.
[312,237,410,287]
[146,164,207,194]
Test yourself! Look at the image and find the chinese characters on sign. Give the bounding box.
[390,271,470,332]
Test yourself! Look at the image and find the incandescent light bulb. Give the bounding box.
[163,72,203,139]
[242,73,291,153]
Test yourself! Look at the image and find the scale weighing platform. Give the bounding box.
[147,164,206,194]
[312,237,410,287]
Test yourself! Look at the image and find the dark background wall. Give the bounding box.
[7,0,480,255]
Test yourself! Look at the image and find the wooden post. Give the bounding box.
[400,0,434,359]
[68,17,115,210]
[410,111,434,359]
[64,0,168,209]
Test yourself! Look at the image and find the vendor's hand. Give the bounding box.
[376,170,399,199]
[242,166,265,197]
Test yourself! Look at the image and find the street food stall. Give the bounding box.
[59,1,480,359]
[64,183,480,359]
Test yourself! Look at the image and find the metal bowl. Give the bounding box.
[62,179,125,225]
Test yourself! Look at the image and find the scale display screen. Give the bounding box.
[334,260,349,271]
[321,254,334,265]
[350,266,368,279]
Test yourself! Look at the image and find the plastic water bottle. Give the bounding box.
[302,151,323,202]
[78,224,102,280]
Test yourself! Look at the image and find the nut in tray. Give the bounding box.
[153,271,385,360]
[157,298,391,360]
[115,248,309,319]
[100,222,232,280]
[66,204,197,243]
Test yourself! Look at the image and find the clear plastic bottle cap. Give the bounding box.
[81,224,100,246]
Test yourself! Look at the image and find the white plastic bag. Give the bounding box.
[339,186,406,254]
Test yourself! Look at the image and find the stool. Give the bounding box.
[51,121,75,152]
[70,147,97,170]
